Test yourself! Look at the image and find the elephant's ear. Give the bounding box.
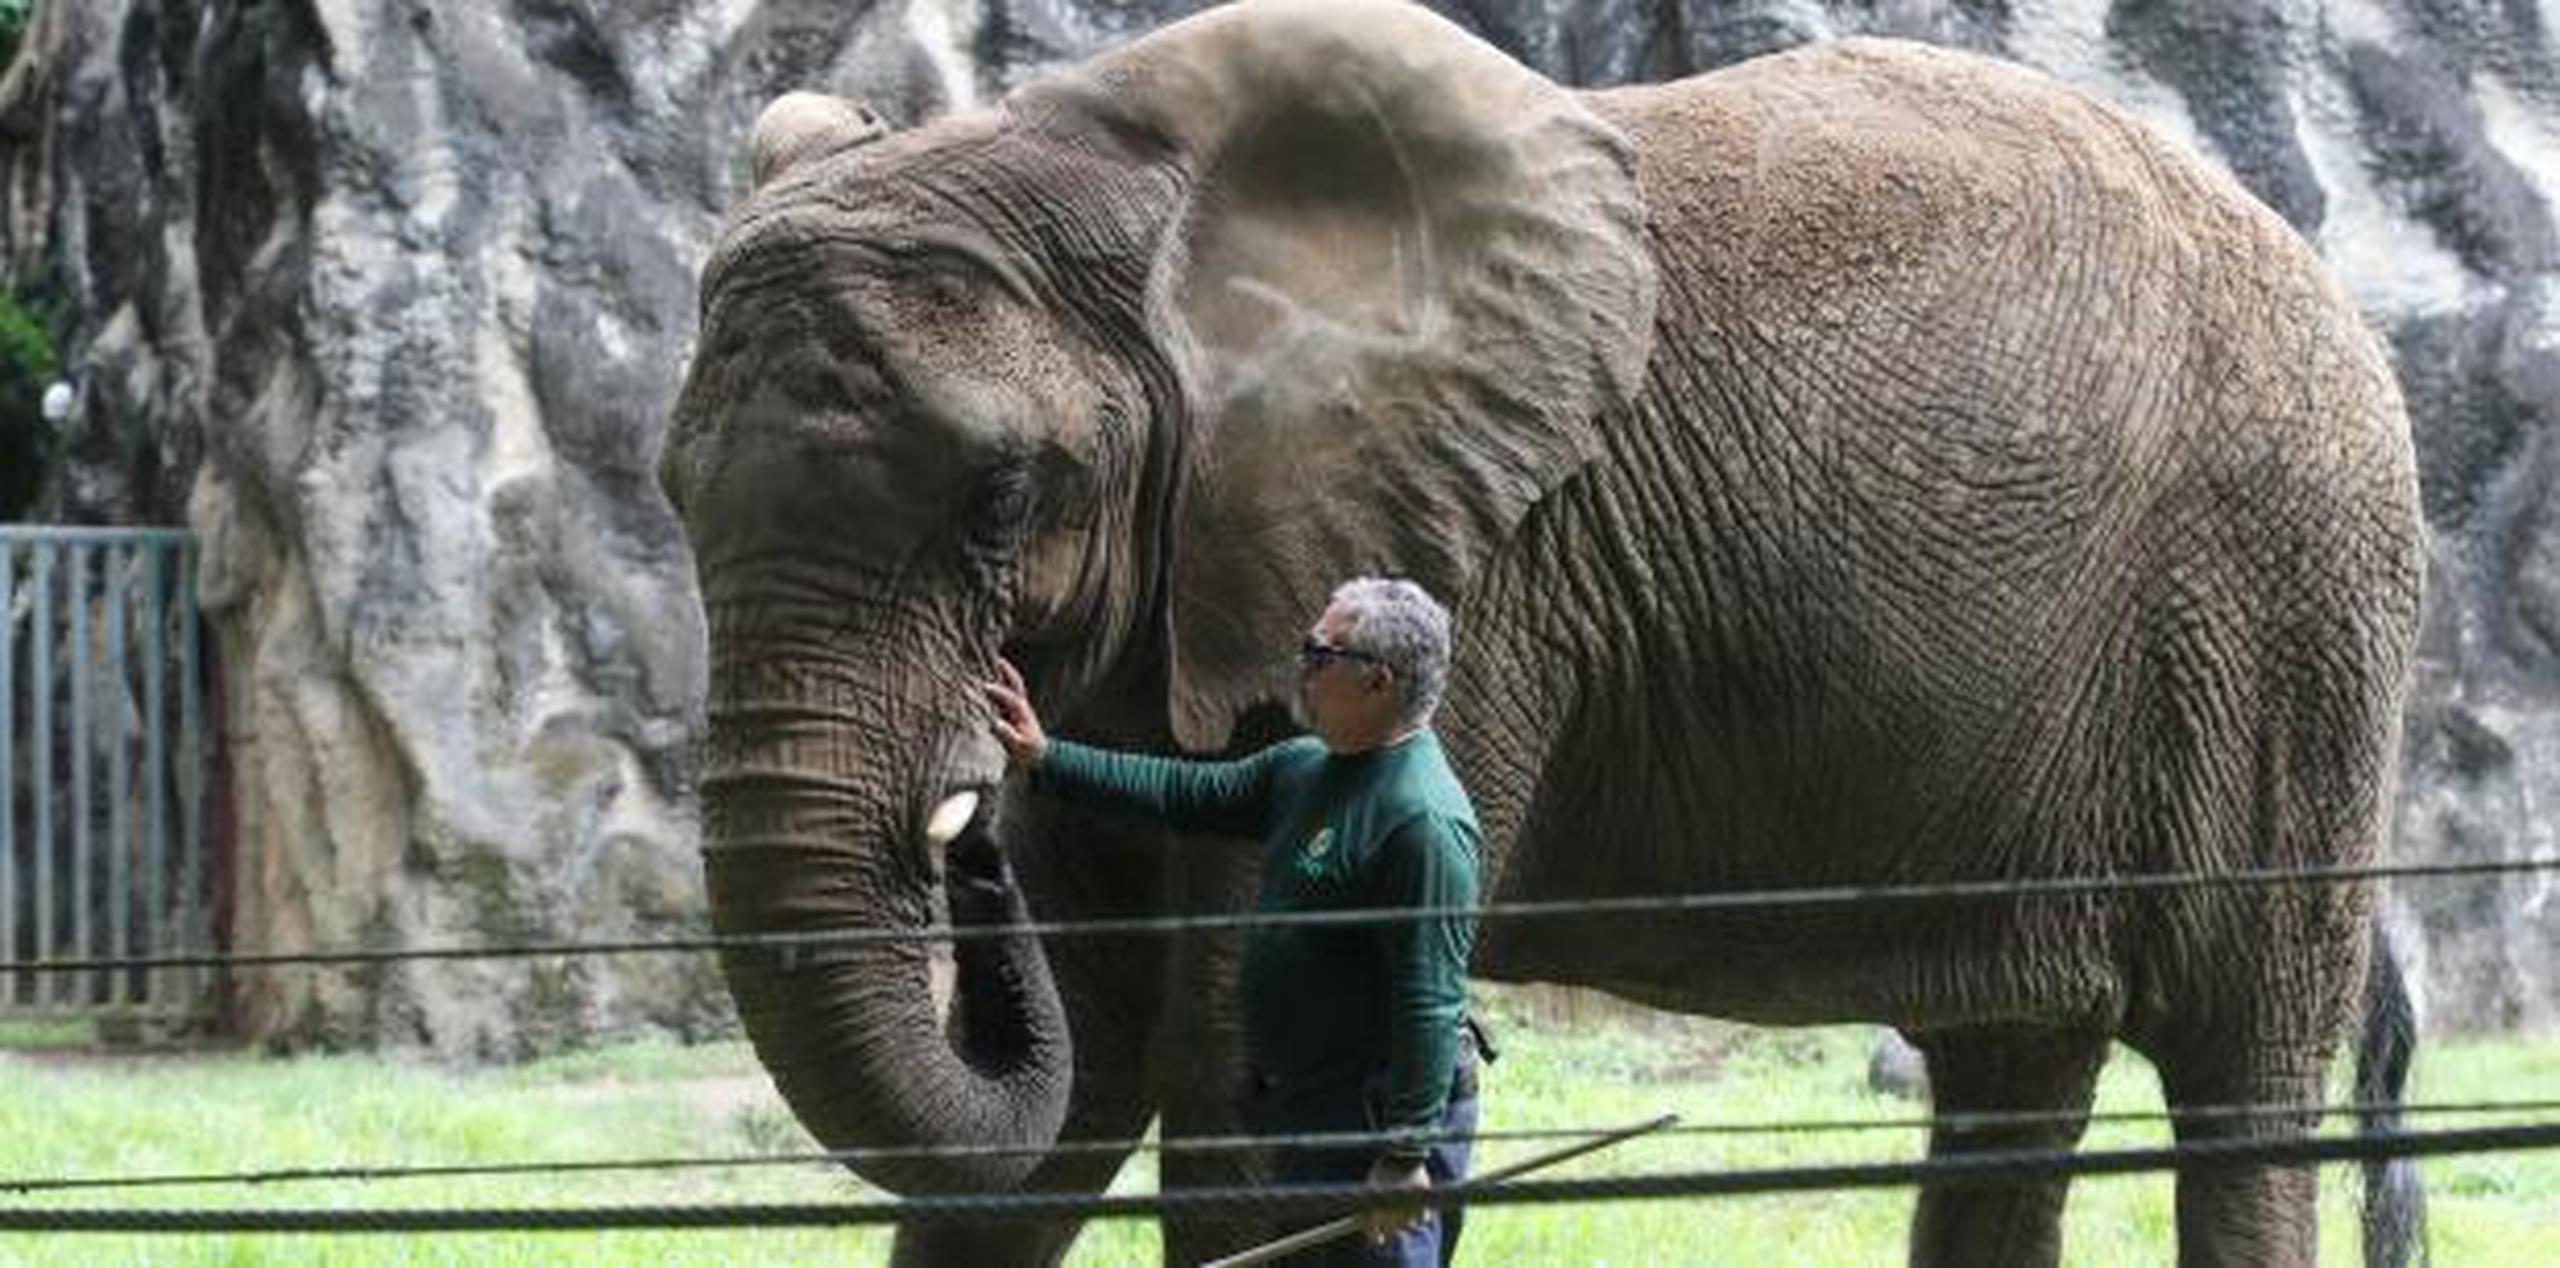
[1043,0,1658,750]
[750,92,890,187]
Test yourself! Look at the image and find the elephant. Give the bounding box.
[657,1,2430,1265]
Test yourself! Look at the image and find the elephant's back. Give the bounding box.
[1581,38,2307,297]
[1579,39,2412,469]
[1576,37,2420,651]
[1532,41,2421,896]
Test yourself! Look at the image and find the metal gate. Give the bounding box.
[0,526,212,1021]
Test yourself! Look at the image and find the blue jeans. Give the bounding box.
[1263,1074,1480,1268]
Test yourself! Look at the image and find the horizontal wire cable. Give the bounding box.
[0,1121,2551,1233]
[2,856,2551,975]
[6,860,2539,1217]
[4,1095,2553,1196]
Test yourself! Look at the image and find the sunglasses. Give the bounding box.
[1299,636,1383,672]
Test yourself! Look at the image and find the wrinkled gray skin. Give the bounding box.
[658,2,2428,1265]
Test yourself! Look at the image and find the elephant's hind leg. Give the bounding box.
[1907,1026,2111,1268]
[2145,1034,2327,1268]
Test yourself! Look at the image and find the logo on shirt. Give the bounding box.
[1298,827,1335,871]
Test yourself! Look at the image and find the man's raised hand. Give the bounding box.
[984,659,1049,771]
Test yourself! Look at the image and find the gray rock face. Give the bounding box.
[0,0,984,1056]
[3,0,2553,1048]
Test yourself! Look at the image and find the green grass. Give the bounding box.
[0,1001,2550,1265]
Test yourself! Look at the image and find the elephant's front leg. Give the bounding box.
[1908,1026,2111,1268]
[892,798,1173,1267]
[887,1076,1153,1268]
[887,1031,1155,1268]
[1152,833,1275,1266]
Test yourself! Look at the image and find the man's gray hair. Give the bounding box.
[1329,577,1453,727]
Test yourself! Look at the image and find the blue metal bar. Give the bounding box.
[29,547,50,1003]
[0,541,15,1005]
[105,546,128,1007]
[177,542,203,1009]
[141,545,166,1007]
[66,545,88,1006]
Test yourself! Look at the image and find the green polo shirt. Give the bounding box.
[1037,731,1480,1156]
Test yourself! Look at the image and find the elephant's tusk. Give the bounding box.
[925,791,981,848]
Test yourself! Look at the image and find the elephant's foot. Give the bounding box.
[2165,1157,2320,1268]
[891,1216,1081,1268]
[1906,1025,2111,1268]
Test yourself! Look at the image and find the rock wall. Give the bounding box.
[0,0,984,1056]
[1,0,2551,1048]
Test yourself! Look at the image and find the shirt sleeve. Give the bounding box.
[1368,812,1479,1164]
[1032,738,1290,839]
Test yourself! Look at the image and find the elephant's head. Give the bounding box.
[660,0,1655,1194]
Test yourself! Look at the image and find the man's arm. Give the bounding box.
[986,659,1291,837]
[1368,813,1479,1165]
[1034,739,1291,838]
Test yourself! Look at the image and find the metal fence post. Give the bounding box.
[178,540,203,1012]
[105,544,130,1008]
[1,539,14,1005]
[29,544,50,1004]
[67,543,89,1005]
[142,544,167,1008]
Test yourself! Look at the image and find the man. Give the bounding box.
[985,577,1483,1267]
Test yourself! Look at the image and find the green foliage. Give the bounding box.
[0,1018,89,1049]
[0,0,30,71]
[0,1018,2550,1263]
[0,1,56,521]
[0,284,58,520]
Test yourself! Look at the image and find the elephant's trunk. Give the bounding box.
[699,647,1071,1194]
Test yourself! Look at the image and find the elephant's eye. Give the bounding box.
[970,466,1034,541]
